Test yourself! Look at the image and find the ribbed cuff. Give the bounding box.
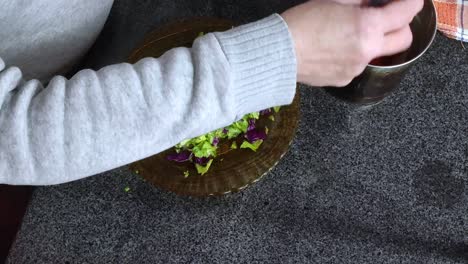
[214,14,297,118]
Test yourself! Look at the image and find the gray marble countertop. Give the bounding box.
[7,0,468,263]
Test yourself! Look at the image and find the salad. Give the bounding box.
[167,107,280,176]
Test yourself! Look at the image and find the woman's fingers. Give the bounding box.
[379,25,413,57]
[370,0,424,33]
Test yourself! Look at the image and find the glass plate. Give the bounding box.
[128,17,300,197]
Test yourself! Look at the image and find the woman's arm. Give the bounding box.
[0,15,296,185]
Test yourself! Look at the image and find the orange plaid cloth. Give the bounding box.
[434,0,468,41]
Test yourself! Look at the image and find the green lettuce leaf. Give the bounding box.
[246,111,260,120]
[227,126,242,139]
[192,141,217,158]
[240,140,263,152]
[233,119,249,133]
[214,128,226,139]
[176,138,191,149]
[231,141,238,149]
[195,159,213,175]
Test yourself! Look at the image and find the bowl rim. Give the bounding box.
[367,0,438,69]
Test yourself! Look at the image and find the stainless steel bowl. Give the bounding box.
[326,0,438,105]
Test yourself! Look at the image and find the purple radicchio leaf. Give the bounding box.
[260,109,272,116]
[212,137,219,146]
[248,119,256,132]
[194,157,210,165]
[245,129,267,143]
[167,151,192,162]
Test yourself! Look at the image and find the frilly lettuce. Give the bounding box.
[168,107,280,175]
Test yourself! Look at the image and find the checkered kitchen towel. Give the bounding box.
[434,0,468,41]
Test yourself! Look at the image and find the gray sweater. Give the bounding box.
[0,0,296,185]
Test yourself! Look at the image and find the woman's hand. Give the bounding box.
[281,0,423,87]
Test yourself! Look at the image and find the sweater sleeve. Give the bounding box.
[0,14,296,185]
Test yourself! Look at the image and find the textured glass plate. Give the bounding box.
[128,18,300,197]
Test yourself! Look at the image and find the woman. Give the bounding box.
[0,0,422,185]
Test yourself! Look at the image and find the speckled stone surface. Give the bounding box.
[7,0,468,263]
